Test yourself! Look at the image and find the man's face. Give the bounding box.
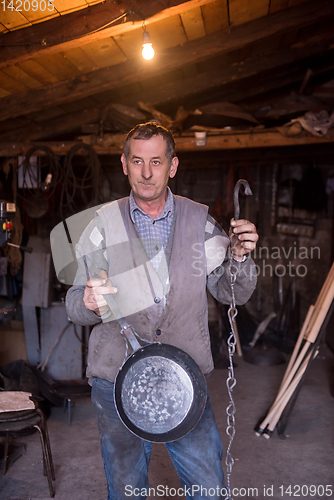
[121,134,178,205]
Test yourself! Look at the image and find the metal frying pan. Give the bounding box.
[83,257,207,443]
[114,327,207,443]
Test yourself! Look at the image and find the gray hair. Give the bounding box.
[123,122,176,165]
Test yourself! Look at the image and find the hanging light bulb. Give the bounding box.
[142,28,154,60]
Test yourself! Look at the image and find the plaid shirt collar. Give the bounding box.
[129,187,174,223]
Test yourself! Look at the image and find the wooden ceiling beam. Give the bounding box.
[0,0,332,71]
[1,129,334,156]
[1,28,333,133]
[0,0,215,69]
[0,106,102,142]
[1,1,334,123]
[126,44,334,111]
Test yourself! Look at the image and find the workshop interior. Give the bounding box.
[0,0,334,498]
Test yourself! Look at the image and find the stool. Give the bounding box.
[0,392,55,498]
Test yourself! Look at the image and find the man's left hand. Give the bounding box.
[229,219,258,260]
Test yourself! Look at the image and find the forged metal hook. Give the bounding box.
[233,179,252,221]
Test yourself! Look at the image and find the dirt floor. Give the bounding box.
[0,344,333,500]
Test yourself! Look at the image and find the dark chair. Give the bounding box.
[0,392,55,498]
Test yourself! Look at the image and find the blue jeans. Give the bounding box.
[92,377,227,500]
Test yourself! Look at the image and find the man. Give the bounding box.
[66,122,258,500]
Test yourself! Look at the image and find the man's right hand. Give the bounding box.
[83,270,117,316]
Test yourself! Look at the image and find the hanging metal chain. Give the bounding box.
[225,179,252,500]
[225,235,238,500]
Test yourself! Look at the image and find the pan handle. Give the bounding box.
[83,255,142,352]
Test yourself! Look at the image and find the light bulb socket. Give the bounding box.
[142,30,151,44]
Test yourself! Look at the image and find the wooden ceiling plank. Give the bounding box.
[125,45,334,111]
[114,16,187,59]
[1,1,334,121]
[1,65,43,89]
[180,6,206,41]
[0,88,11,98]
[0,69,29,93]
[0,22,8,33]
[79,37,127,69]
[33,52,82,80]
[26,106,66,122]
[201,0,229,34]
[58,96,97,113]
[85,0,105,5]
[91,82,142,104]
[16,59,59,84]
[12,3,59,24]
[111,28,145,61]
[0,2,31,31]
[269,0,289,14]
[0,106,102,141]
[61,46,99,73]
[0,0,216,67]
[144,16,187,51]
[51,0,88,15]
[0,115,32,135]
[288,0,309,6]
[229,0,269,26]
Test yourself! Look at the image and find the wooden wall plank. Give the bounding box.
[201,0,229,34]
[1,65,43,89]
[16,59,59,84]
[181,6,206,41]
[34,52,82,80]
[79,38,127,69]
[229,0,269,26]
